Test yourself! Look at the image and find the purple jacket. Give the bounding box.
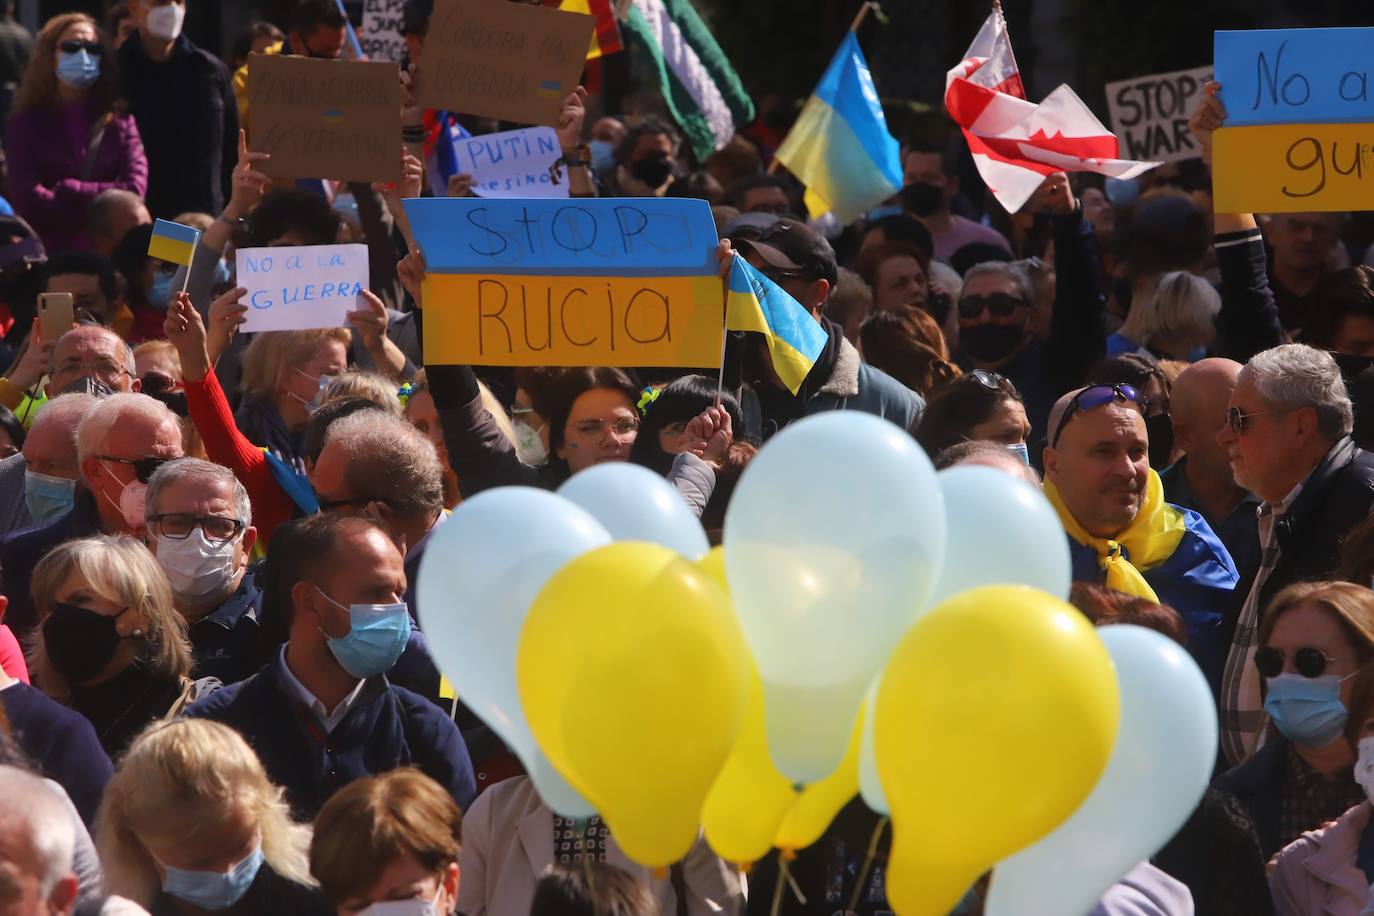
[5,102,147,253]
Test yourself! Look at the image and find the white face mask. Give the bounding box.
[357,886,443,916]
[145,2,185,41]
[512,418,547,466]
[1356,736,1374,802]
[156,527,240,604]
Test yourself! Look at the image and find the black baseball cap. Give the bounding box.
[735,218,838,287]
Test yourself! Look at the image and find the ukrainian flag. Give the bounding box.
[147,218,200,267]
[726,255,827,395]
[774,32,902,224]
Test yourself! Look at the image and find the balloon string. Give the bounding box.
[846,816,890,915]
[768,856,787,916]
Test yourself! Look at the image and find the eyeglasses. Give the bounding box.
[1254,645,1342,679]
[1226,405,1293,436]
[957,293,1028,320]
[58,40,102,55]
[147,513,244,544]
[572,417,639,446]
[1050,384,1142,448]
[969,369,1008,390]
[95,455,171,483]
[58,358,129,381]
[316,494,376,514]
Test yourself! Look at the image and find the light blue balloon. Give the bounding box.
[416,487,610,817]
[558,461,710,559]
[858,675,887,814]
[724,412,946,783]
[930,466,1072,604]
[985,625,1218,916]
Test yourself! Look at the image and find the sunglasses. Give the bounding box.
[1226,405,1293,436]
[1050,384,1142,448]
[95,454,171,484]
[969,369,1007,391]
[957,293,1027,320]
[1254,645,1341,679]
[59,40,102,55]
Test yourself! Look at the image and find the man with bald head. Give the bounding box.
[1043,383,1238,683]
[1162,357,1261,583]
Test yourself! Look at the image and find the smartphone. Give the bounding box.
[37,292,74,342]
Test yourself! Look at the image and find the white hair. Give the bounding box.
[0,767,75,895]
[75,393,180,463]
[1117,271,1221,349]
[961,260,1034,304]
[1242,343,1354,440]
[927,259,963,300]
[146,457,252,526]
[324,411,443,517]
[29,393,100,447]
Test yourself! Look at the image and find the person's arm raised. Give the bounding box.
[555,87,596,198]
[1190,81,1257,235]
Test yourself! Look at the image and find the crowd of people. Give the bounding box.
[1,0,1374,914]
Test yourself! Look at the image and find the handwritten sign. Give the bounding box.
[413,0,594,126]
[360,0,407,63]
[235,243,370,332]
[248,55,401,184]
[1215,28,1374,125]
[453,126,568,199]
[1106,66,1212,163]
[404,197,723,366]
[1212,124,1374,213]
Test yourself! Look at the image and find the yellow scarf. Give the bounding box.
[1044,469,1187,602]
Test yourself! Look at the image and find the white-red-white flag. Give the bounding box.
[944,9,1159,214]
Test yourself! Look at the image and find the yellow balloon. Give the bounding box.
[518,541,751,868]
[875,586,1119,916]
[775,700,862,851]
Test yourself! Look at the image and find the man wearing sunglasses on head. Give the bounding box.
[1218,344,1374,768]
[1043,383,1238,687]
[0,392,182,640]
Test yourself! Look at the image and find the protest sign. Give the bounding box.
[235,243,370,332]
[248,55,402,184]
[360,0,407,63]
[1214,28,1374,125]
[1105,66,1212,163]
[403,197,724,367]
[453,126,568,199]
[1212,124,1374,213]
[413,0,594,126]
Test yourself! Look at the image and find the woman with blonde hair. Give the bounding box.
[236,328,350,472]
[96,717,328,914]
[322,369,402,417]
[6,12,146,252]
[1108,270,1220,362]
[27,534,204,756]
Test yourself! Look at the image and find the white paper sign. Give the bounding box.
[235,243,369,332]
[360,0,407,63]
[451,126,570,199]
[1105,65,1213,164]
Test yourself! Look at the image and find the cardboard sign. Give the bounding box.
[235,244,370,332]
[360,0,408,63]
[1214,28,1374,125]
[453,126,569,199]
[1105,66,1212,163]
[1213,124,1374,213]
[248,55,402,184]
[413,0,594,126]
[404,197,723,366]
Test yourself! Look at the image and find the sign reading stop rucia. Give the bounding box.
[1105,66,1213,164]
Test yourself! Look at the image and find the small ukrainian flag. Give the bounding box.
[536,80,562,99]
[147,218,200,267]
[726,254,827,395]
[323,108,344,123]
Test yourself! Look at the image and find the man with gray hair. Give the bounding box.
[145,458,261,684]
[0,765,79,915]
[1216,344,1374,766]
[0,394,98,536]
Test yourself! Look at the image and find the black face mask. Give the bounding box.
[60,374,115,398]
[1145,412,1175,470]
[1333,351,1374,386]
[960,324,1026,365]
[902,182,944,217]
[629,154,674,189]
[42,602,129,683]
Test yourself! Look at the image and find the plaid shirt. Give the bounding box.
[1278,742,1366,849]
[1220,437,1358,766]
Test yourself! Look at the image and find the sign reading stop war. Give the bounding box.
[249,55,402,184]
[403,197,724,367]
[1105,66,1212,163]
[414,0,594,127]
[1212,124,1374,213]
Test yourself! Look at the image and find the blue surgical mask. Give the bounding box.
[159,843,263,910]
[317,587,411,679]
[56,50,100,90]
[1264,673,1350,747]
[23,470,76,521]
[588,139,616,175]
[1006,442,1031,467]
[211,257,232,287]
[148,268,176,312]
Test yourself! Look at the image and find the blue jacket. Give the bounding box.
[184,649,477,818]
[1,682,112,825]
[1069,504,1239,688]
[0,489,103,640]
[188,572,264,686]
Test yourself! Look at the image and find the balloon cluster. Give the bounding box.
[417,412,1218,915]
